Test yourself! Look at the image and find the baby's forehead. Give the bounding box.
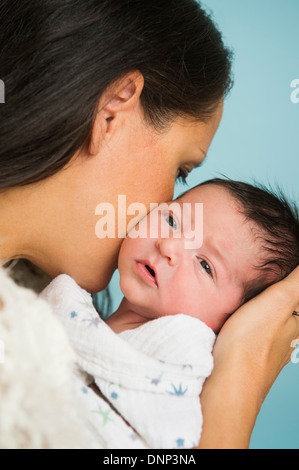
[176,183,228,203]
[176,184,265,244]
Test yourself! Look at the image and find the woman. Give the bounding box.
[0,0,298,448]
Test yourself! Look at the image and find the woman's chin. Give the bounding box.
[69,269,113,294]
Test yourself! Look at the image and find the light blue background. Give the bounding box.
[103,0,299,449]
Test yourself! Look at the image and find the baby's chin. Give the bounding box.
[119,277,154,308]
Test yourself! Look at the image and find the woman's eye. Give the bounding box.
[176,167,190,185]
[199,259,212,276]
[165,212,177,230]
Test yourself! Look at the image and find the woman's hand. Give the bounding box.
[197,265,299,449]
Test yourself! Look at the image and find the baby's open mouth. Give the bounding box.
[145,265,155,278]
[135,261,158,287]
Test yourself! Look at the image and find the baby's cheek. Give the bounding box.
[157,286,188,316]
[206,314,228,335]
[119,275,133,299]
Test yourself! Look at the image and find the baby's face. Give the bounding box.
[117,184,262,333]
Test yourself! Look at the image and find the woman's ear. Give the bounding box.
[89,71,144,156]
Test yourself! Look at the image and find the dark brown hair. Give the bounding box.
[196,178,299,303]
[0,0,233,190]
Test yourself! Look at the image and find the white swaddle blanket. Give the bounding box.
[40,274,216,449]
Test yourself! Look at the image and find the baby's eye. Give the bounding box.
[164,212,177,230]
[199,259,212,276]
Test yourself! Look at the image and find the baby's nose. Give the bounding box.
[155,237,183,266]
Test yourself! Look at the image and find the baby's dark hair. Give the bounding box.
[194,178,299,303]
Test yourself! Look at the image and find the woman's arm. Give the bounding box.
[197,266,299,449]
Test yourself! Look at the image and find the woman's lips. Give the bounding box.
[135,261,158,287]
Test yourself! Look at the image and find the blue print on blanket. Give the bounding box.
[70,311,78,319]
[176,438,185,448]
[166,383,188,396]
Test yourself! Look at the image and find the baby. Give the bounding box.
[40,178,299,449]
[105,178,299,334]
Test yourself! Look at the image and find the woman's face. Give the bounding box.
[28,96,223,292]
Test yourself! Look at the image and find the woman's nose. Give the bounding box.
[155,237,182,266]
